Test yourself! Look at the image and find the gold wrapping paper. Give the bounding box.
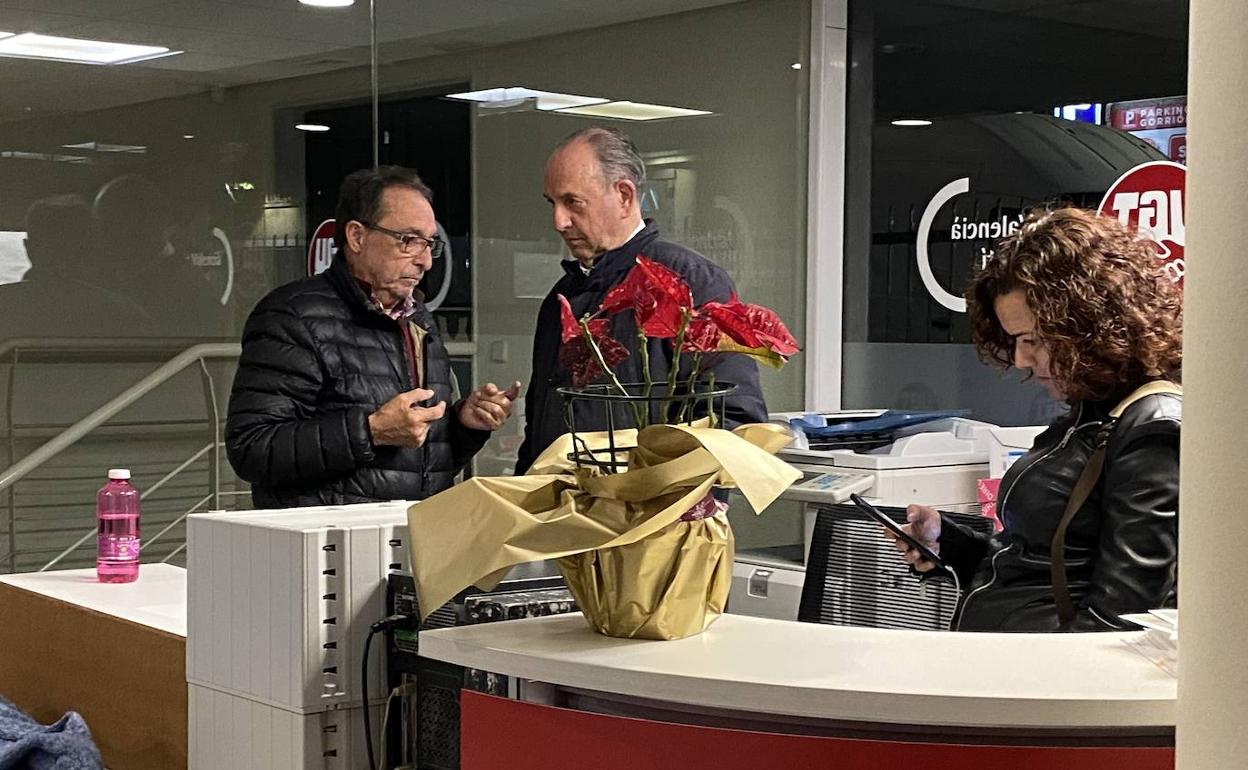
[405,422,799,639]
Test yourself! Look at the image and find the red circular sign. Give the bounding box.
[307,219,337,277]
[1097,161,1186,287]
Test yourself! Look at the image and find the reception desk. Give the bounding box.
[420,613,1175,769]
[0,565,188,770]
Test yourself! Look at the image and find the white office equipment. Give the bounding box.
[186,501,413,770]
[781,465,876,506]
[730,547,807,621]
[188,685,382,770]
[778,416,998,507]
[987,425,1046,478]
[729,414,1000,622]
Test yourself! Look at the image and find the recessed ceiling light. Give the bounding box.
[791,62,802,70]
[63,141,147,154]
[295,123,331,132]
[0,32,178,65]
[447,87,607,111]
[299,0,355,7]
[183,134,195,140]
[554,101,712,121]
[891,118,933,127]
[0,150,89,163]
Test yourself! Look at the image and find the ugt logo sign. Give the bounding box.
[1096,160,1186,287]
[307,219,337,277]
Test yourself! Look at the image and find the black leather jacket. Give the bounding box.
[940,390,1181,632]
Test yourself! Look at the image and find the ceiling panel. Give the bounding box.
[1021,0,1187,41]
[0,0,168,17]
[110,1,372,46]
[0,0,744,120]
[53,18,346,63]
[0,9,102,34]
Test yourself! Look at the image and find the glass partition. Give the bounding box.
[842,0,1189,426]
[0,0,811,570]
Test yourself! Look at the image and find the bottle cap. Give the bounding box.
[107,469,131,480]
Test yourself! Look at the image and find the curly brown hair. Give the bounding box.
[966,206,1183,402]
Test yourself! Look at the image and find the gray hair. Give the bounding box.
[333,165,433,251]
[554,126,647,189]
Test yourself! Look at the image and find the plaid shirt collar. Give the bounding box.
[355,278,418,320]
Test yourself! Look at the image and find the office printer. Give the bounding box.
[728,411,1001,622]
[777,411,999,508]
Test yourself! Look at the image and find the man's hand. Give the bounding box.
[368,388,447,447]
[456,381,522,431]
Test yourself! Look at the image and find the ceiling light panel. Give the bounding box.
[554,101,711,121]
[446,87,607,111]
[0,33,175,65]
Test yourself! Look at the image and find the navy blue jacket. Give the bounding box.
[516,221,768,474]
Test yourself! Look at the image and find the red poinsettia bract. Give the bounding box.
[558,294,628,387]
[600,255,693,339]
[700,295,800,368]
[680,313,723,354]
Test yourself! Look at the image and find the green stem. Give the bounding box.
[704,370,717,427]
[637,329,652,429]
[662,309,692,424]
[675,352,704,424]
[581,317,643,428]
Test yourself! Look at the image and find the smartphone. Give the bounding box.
[849,493,947,571]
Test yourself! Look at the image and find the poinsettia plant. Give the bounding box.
[559,255,798,428]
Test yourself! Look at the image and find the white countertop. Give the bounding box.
[0,564,186,637]
[419,613,1175,730]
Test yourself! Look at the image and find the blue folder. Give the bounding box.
[790,409,970,438]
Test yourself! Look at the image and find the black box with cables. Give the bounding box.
[382,562,576,769]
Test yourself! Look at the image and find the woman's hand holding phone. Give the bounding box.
[888,504,943,573]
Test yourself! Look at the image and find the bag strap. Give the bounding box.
[1050,380,1182,626]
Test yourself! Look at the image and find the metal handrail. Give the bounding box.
[0,342,240,496]
[37,441,217,572]
[142,489,252,556]
[38,487,253,572]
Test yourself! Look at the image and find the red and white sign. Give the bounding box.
[1168,135,1187,164]
[307,219,336,277]
[1107,96,1187,163]
[1097,161,1186,287]
[1107,97,1187,131]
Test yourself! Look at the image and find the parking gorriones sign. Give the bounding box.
[1097,160,1186,287]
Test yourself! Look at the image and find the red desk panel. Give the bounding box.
[460,691,1173,770]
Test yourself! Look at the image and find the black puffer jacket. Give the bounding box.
[515,220,768,474]
[226,257,488,508]
[941,390,1182,632]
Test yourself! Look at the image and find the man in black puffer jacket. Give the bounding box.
[516,127,768,474]
[227,167,520,507]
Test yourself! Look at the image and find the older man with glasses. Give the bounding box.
[226,165,520,508]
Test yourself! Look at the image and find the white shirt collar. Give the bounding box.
[581,220,646,275]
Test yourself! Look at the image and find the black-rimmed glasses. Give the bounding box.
[359,221,445,258]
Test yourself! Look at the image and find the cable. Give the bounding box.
[362,628,379,770]
[379,681,417,770]
[362,614,408,770]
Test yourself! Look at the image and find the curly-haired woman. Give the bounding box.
[889,206,1183,632]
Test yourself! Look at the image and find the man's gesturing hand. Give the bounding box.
[368,388,447,447]
[456,381,522,431]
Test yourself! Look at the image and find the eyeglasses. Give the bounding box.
[359,221,445,258]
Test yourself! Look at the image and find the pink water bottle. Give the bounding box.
[97,469,140,583]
